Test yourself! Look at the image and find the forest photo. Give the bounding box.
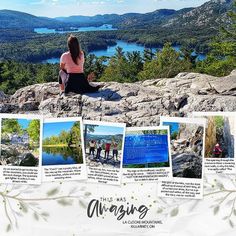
[42,121,83,166]
[204,116,235,158]
[0,118,40,167]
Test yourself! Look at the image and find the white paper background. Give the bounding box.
[1,173,236,236]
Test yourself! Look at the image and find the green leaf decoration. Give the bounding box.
[46,188,59,196]
[6,224,12,232]
[170,207,179,217]
[69,187,78,195]
[57,199,73,206]
[19,202,28,213]
[229,219,234,228]
[84,192,92,197]
[41,212,49,217]
[215,181,225,190]
[157,208,163,213]
[213,205,220,215]
[233,209,236,216]
[79,199,87,209]
[33,212,39,221]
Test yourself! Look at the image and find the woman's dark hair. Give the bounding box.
[67,35,82,65]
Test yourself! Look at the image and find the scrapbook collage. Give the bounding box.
[0,0,236,235]
[0,112,235,198]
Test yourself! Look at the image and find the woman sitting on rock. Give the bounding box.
[59,35,101,95]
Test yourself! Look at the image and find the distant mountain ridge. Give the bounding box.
[162,0,233,29]
[0,0,234,29]
[0,9,65,29]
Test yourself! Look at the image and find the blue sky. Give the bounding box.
[18,118,31,129]
[43,121,76,139]
[87,124,124,136]
[0,0,209,17]
[163,122,179,135]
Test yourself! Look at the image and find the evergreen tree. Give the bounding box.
[138,43,192,80]
[196,1,236,76]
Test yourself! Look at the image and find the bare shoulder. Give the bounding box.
[61,51,70,58]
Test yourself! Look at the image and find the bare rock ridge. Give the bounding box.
[0,70,236,126]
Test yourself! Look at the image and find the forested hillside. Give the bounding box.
[0,0,235,95]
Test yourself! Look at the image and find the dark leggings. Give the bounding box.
[61,73,99,94]
[113,150,118,159]
[89,147,95,156]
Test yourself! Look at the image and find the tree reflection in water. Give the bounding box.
[43,146,83,164]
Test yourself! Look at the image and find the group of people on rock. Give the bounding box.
[88,140,119,161]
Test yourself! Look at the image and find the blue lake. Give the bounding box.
[42,40,206,64]
[34,24,117,34]
[42,146,83,166]
[123,134,169,165]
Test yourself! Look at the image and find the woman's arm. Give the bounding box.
[60,62,66,71]
[80,51,85,65]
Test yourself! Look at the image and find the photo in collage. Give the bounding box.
[83,120,126,185]
[42,117,86,182]
[193,112,236,174]
[122,126,172,182]
[158,117,206,199]
[0,114,43,184]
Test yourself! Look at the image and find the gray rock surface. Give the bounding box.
[0,144,38,166]
[0,71,236,126]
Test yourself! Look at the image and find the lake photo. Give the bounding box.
[42,146,83,165]
[42,120,84,166]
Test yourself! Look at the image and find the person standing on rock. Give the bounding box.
[96,141,103,160]
[105,142,111,160]
[213,143,223,158]
[112,142,118,161]
[59,35,101,95]
[89,140,96,158]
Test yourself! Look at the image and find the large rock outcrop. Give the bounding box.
[0,70,236,126]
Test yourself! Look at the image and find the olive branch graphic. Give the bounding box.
[0,183,90,232]
[1,175,236,233]
[155,175,236,228]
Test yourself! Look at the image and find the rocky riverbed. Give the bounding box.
[0,144,39,166]
[0,70,236,126]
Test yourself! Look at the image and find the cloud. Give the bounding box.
[30,0,59,5]
[30,0,45,5]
